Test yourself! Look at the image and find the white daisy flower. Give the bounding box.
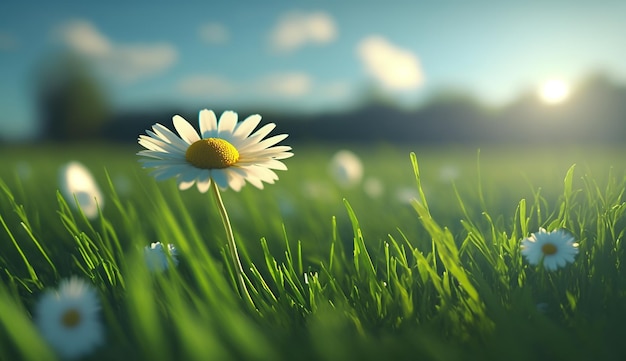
[363,177,384,199]
[329,149,363,188]
[394,186,419,205]
[301,180,334,201]
[35,277,104,359]
[59,161,104,219]
[521,228,579,271]
[137,109,293,192]
[144,242,178,273]
[438,164,460,183]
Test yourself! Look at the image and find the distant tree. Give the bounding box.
[34,52,110,141]
[571,72,626,142]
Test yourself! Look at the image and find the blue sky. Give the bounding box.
[1,0,626,140]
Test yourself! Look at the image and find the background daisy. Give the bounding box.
[328,149,363,188]
[35,277,104,359]
[144,242,178,273]
[521,228,579,271]
[59,161,104,219]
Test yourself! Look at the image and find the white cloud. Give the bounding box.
[59,21,111,56]
[178,72,312,98]
[321,81,352,98]
[104,44,177,82]
[357,35,424,91]
[178,75,237,96]
[269,11,337,52]
[177,73,357,111]
[59,20,177,82]
[254,73,312,96]
[199,23,229,44]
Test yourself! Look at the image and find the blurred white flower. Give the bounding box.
[438,164,460,183]
[144,242,178,273]
[35,277,104,359]
[301,180,334,201]
[521,228,579,271]
[59,161,104,219]
[394,186,419,205]
[329,150,363,188]
[363,177,384,199]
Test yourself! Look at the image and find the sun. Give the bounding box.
[538,79,570,105]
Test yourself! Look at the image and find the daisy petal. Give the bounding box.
[262,159,288,170]
[239,134,289,153]
[152,123,191,148]
[237,123,277,148]
[151,165,190,180]
[178,179,196,190]
[173,115,201,144]
[273,152,294,160]
[244,165,278,183]
[245,173,265,189]
[217,168,244,191]
[138,150,185,161]
[217,111,238,137]
[144,131,189,153]
[246,145,293,157]
[199,109,218,138]
[233,114,262,140]
[210,169,230,189]
[196,179,212,193]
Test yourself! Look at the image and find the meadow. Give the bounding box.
[1,142,625,360]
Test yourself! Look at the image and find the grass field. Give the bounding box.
[1,142,625,360]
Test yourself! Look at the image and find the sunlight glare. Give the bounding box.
[538,79,570,105]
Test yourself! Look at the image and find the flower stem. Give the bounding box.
[210,182,256,311]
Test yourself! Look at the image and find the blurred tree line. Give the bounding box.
[28,52,626,146]
[35,52,111,141]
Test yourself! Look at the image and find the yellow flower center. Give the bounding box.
[61,308,82,328]
[185,138,239,169]
[541,243,558,255]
